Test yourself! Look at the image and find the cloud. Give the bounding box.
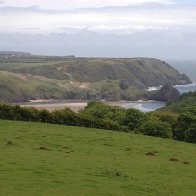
[0,1,4,4]
[0,3,196,35]
[1,29,196,59]
[0,0,196,59]
[1,0,173,10]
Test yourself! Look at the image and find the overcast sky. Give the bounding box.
[0,0,196,59]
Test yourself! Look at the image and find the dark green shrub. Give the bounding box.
[176,106,196,143]
[185,123,196,143]
[0,104,13,120]
[80,101,126,126]
[150,111,178,128]
[124,108,146,130]
[138,119,173,139]
[52,108,78,126]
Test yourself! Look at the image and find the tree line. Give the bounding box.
[0,103,124,131]
[0,101,195,143]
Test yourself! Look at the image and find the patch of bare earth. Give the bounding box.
[146,152,156,156]
[170,158,180,162]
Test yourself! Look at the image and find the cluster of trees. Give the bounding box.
[80,102,174,139]
[0,103,124,131]
[175,107,196,143]
[79,101,196,143]
[0,101,195,143]
[160,91,196,113]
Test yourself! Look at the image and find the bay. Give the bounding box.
[121,101,166,112]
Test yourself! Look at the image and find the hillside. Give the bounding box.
[159,91,196,113]
[7,57,190,87]
[0,56,191,102]
[0,120,196,195]
[0,71,66,102]
[56,58,190,87]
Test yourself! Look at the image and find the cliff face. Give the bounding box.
[12,58,191,88]
[55,58,192,88]
[0,57,192,102]
[150,83,181,102]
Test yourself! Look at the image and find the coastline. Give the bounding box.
[17,82,196,112]
[19,99,165,112]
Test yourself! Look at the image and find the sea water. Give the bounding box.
[122,101,166,112]
[127,83,196,112]
[148,83,196,94]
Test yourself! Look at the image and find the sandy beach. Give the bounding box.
[19,99,164,112]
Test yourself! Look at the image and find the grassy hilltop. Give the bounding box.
[0,56,191,102]
[0,120,196,196]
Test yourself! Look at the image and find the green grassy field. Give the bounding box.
[0,120,196,196]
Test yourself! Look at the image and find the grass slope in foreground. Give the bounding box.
[0,120,196,196]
